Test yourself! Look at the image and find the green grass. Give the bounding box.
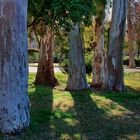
[1,73,140,140]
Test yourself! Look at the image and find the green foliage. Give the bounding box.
[28,0,95,32]
[54,33,69,71]
[136,40,140,47]
[59,53,93,74]
[28,49,39,63]
[85,53,93,74]
[123,58,140,67]
[56,26,94,74]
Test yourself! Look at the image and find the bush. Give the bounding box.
[59,53,93,74]
[54,53,60,63]
[123,57,140,67]
[59,58,69,73]
[85,53,93,74]
[136,59,140,67]
[28,48,39,63]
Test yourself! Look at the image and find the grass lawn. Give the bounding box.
[1,73,140,140]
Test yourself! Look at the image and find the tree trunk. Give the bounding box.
[128,0,136,68]
[66,24,88,90]
[35,27,58,86]
[107,0,128,91]
[91,11,108,89]
[0,0,30,134]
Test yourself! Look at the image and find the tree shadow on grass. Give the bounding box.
[18,86,140,140]
[21,84,83,140]
[5,72,139,140]
[27,85,54,139]
[96,88,140,114]
[69,90,140,140]
[126,85,140,92]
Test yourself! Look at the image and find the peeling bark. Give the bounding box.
[66,24,88,90]
[127,0,136,68]
[107,0,128,91]
[0,0,30,134]
[35,27,58,86]
[91,10,108,89]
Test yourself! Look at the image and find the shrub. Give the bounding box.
[59,53,93,74]
[123,57,140,67]
[54,53,61,63]
[59,59,69,73]
[28,48,39,63]
[85,53,93,74]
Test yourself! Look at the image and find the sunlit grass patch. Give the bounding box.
[125,72,140,91]
[90,94,130,116]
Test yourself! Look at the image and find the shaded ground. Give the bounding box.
[0,73,140,140]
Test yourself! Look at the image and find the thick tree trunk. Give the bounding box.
[35,27,58,86]
[128,0,136,68]
[91,11,108,89]
[107,0,128,91]
[66,24,88,90]
[0,0,30,134]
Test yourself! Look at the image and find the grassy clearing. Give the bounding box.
[1,73,140,140]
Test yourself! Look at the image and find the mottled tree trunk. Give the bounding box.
[35,27,58,86]
[128,0,135,68]
[0,0,30,134]
[66,24,88,90]
[91,11,108,89]
[107,0,128,91]
[136,31,140,59]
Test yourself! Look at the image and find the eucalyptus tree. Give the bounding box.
[127,0,136,68]
[107,0,128,91]
[91,0,108,89]
[135,1,140,58]
[66,0,94,90]
[66,24,88,90]
[28,0,59,86]
[28,0,94,89]
[0,0,30,133]
[127,0,140,62]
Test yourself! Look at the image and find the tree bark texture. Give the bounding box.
[66,24,88,90]
[107,0,128,91]
[35,27,58,86]
[0,0,30,134]
[127,0,136,68]
[91,11,108,89]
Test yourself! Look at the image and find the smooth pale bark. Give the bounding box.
[66,25,88,90]
[0,0,30,133]
[35,27,58,86]
[127,0,136,68]
[91,12,108,89]
[107,0,128,91]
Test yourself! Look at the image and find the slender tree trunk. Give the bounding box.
[107,0,128,91]
[128,0,136,68]
[35,27,58,86]
[0,0,30,134]
[66,24,88,90]
[91,11,108,89]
